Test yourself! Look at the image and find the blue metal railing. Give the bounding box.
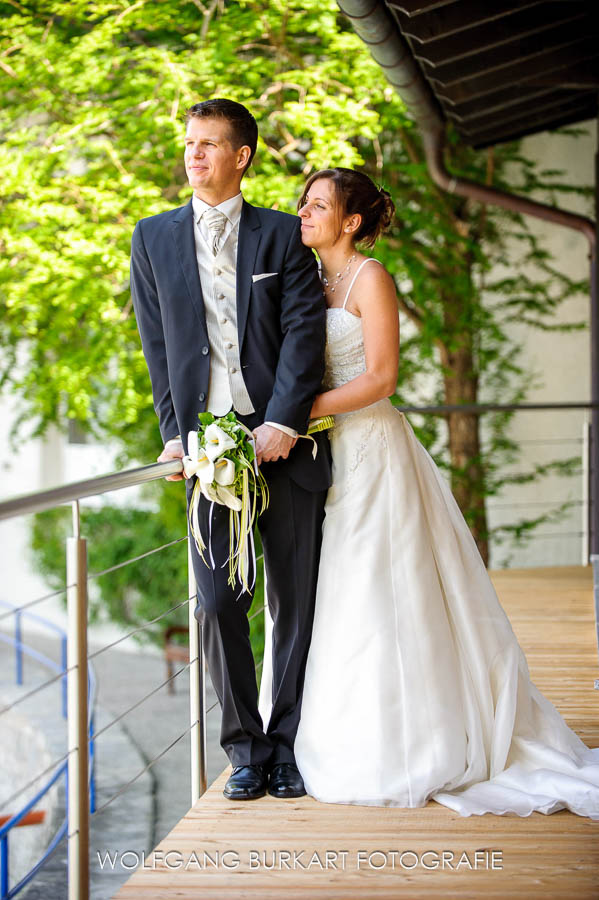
[0,601,96,899]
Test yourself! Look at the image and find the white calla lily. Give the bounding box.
[199,480,220,504]
[204,423,237,461]
[197,475,241,510]
[213,457,236,486]
[188,429,198,461]
[196,449,215,484]
[182,430,198,479]
[216,484,243,511]
[187,413,269,595]
[183,430,215,482]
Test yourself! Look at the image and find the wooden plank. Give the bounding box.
[113,566,599,899]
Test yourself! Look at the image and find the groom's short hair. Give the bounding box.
[184,99,258,173]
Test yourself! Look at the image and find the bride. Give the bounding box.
[258,166,599,818]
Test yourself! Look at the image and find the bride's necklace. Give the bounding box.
[322,253,356,293]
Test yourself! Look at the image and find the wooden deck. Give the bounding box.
[114,566,599,899]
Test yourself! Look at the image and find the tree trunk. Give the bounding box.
[439,299,489,566]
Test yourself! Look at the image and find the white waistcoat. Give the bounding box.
[193,216,255,416]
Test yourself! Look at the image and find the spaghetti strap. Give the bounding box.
[342,257,382,310]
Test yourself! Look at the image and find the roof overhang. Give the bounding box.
[347,0,598,149]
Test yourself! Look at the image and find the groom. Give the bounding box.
[130,99,331,800]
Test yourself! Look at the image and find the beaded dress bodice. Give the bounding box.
[323,309,366,391]
[321,258,391,439]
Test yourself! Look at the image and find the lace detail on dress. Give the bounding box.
[323,307,391,503]
[323,309,366,391]
[323,257,384,391]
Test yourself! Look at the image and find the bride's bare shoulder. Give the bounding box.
[352,258,397,313]
[363,258,394,283]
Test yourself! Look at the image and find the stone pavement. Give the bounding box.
[1,629,228,900]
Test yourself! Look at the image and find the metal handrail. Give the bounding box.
[393,401,599,414]
[0,460,182,521]
[2,404,597,523]
[0,455,192,900]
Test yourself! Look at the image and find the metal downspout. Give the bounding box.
[338,0,599,673]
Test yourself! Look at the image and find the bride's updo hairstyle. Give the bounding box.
[298,167,395,248]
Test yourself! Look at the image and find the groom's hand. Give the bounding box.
[253,424,297,465]
[157,438,186,481]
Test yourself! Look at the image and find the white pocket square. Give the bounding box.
[252,272,278,283]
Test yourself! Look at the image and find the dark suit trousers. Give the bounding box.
[190,461,327,767]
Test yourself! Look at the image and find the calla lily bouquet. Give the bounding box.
[183,411,268,594]
[183,411,335,595]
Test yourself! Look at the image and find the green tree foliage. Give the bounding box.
[1,0,400,650]
[0,0,396,445]
[1,0,590,641]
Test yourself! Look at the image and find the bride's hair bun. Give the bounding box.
[298,167,395,248]
[375,187,395,236]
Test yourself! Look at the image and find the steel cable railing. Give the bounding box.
[92,721,198,818]
[0,536,189,625]
[86,594,194,661]
[0,593,193,715]
[0,460,182,521]
[90,661,195,742]
[0,587,69,623]
[1,659,196,821]
[0,458,198,900]
[87,536,189,581]
[1,402,593,899]
[516,437,584,445]
[0,601,96,864]
[83,585,268,788]
[0,545,200,891]
[0,669,67,717]
[489,499,583,509]
[1,767,69,899]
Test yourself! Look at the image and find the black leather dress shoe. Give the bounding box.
[223,764,268,800]
[268,762,306,798]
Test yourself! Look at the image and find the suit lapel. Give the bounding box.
[236,200,261,349]
[171,199,208,339]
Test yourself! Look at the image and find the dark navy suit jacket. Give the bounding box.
[130,197,332,492]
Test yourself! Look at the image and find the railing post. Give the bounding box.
[582,415,591,566]
[592,131,599,678]
[66,501,89,900]
[188,543,207,802]
[592,550,599,690]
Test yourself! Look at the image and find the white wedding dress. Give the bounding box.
[259,258,599,817]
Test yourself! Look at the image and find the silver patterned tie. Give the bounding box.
[203,208,228,256]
